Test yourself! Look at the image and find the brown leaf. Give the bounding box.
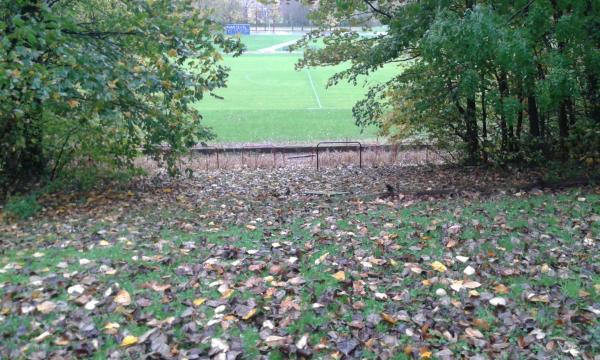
[114,289,132,306]
[381,312,397,325]
[36,301,56,314]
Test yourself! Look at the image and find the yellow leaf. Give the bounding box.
[168,49,178,57]
[99,240,111,247]
[332,271,346,282]
[430,261,447,272]
[221,289,234,299]
[315,252,329,265]
[242,308,257,320]
[419,349,432,359]
[120,335,138,347]
[114,289,131,306]
[193,298,206,307]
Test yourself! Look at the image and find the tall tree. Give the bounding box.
[296,0,600,164]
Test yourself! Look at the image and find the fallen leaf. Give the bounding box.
[315,252,329,265]
[296,334,309,349]
[494,284,510,294]
[120,335,138,347]
[430,261,447,272]
[381,312,397,325]
[193,298,206,307]
[104,322,120,334]
[114,289,131,306]
[465,327,484,338]
[265,335,288,347]
[84,299,99,310]
[374,292,388,300]
[34,331,52,343]
[332,271,346,281]
[463,266,476,276]
[489,297,507,306]
[242,308,257,320]
[36,301,56,314]
[67,284,85,296]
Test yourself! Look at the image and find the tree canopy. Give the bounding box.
[0,0,242,195]
[296,0,599,164]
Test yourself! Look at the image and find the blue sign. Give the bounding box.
[225,24,251,35]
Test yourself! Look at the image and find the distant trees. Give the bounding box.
[297,0,600,165]
[0,0,242,196]
[280,1,311,30]
[195,0,312,29]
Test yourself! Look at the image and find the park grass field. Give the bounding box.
[195,35,400,144]
[239,34,302,51]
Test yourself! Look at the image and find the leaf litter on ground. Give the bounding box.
[0,165,598,359]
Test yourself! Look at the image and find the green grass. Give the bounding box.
[195,36,400,144]
[1,187,599,358]
[239,34,301,51]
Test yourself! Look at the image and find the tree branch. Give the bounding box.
[62,29,140,39]
[363,0,392,19]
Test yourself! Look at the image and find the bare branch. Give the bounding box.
[363,0,392,19]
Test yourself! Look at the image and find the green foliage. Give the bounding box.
[0,0,243,196]
[298,0,600,165]
[3,193,41,219]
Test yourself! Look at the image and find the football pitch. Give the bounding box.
[195,35,400,144]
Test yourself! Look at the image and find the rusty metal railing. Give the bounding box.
[242,144,276,168]
[316,141,362,170]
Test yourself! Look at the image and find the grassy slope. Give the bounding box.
[0,185,598,358]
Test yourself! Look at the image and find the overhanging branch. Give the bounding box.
[363,0,392,19]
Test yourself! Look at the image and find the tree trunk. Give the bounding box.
[528,95,540,138]
[497,71,510,153]
[465,97,479,164]
[481,82,488,162]
[558,100,569,156]
[587,73,600,123]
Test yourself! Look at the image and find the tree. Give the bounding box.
[0,0,242,196]
[296,0,600,165]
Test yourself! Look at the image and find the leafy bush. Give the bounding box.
[0,0,243,197]
[3,194,42,220]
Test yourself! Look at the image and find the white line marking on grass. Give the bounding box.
[250,40,299,54]
[305,68,322,109]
